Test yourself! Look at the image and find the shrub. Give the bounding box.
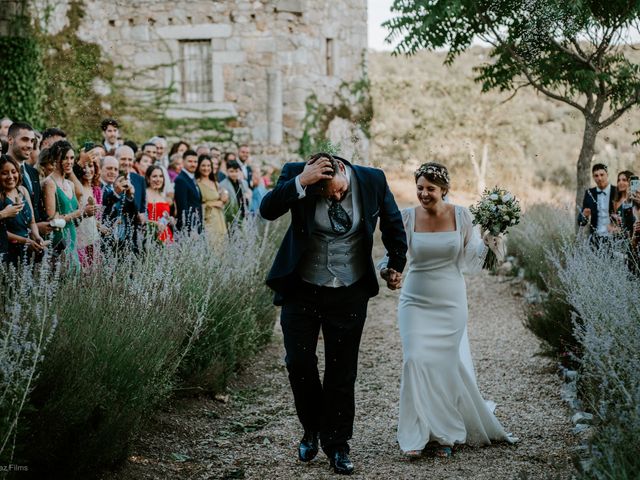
[0,262,58,467]
[552,240,640,479]
[507,204,578,357]
[19,244,204,476]
[507,203,575,290]
[4,218,282,478]
[177,218,280,391]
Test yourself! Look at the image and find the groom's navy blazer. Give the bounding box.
[260,158,407,305]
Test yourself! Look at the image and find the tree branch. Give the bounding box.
[598,93,640,130]
[551,38,596,71]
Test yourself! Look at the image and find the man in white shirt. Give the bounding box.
[101,118,121,153]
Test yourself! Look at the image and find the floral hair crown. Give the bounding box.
[414,163,450,185]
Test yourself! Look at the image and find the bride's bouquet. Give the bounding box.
[469,187,521,269]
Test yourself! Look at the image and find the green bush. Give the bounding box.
[1,219,283,478]
[507,204,579,358]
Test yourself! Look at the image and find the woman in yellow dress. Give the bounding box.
[196,154,228,247]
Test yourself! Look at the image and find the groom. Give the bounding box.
[260,153,407,475]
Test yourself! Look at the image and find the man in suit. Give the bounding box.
[237,144,255,189]
[6,122,52,236]
[260,153,407,475]
[114,145,146,252]
[115,146,146,216]
[101,118,121,154]
[173,149,203,234]
[579,163,618,245]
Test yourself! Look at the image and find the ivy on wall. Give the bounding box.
[298,72,373,159]
[38,1,117,145]
[0,35,45,127]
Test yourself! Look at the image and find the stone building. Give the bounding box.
[29,0,370,163]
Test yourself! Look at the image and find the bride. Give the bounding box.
[380,162,516,458]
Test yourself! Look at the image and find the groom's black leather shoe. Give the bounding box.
[298,431,319,462]
[329,449,354,475]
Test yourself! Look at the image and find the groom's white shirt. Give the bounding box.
[596,184,612,236]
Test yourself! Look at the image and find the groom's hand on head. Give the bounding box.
[299,157,334,187]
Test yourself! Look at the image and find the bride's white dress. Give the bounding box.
[387,206,515,452]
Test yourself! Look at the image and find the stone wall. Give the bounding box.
[35,0,368,163]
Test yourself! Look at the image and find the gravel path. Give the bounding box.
[105,271,576,480]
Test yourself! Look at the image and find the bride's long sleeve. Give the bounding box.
[378,207,412,272]
[458,206,488,275]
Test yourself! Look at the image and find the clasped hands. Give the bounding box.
[380,267,402,290]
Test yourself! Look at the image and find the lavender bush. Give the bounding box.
[552,240,640,479]
[2,218,282,476]
[507,204,578,357]
[0,261,59,469]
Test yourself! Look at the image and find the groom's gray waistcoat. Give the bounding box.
[298,167,367,287]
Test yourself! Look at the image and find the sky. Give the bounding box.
[368,0,398,51]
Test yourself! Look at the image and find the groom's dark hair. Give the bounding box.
[308,152,339,178]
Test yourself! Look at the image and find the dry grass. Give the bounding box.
[369,47,640,206]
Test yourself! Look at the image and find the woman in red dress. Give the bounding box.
[145,165,174,244]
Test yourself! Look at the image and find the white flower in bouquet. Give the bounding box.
[469,186,521,269]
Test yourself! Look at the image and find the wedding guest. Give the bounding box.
[168,140,190,158]
[168,152,183,183]
[38,148,55,182]
[29,131,41,167]
[0,117,12,140]
[100,156,119,191]
[173,149,203,234]
[249,164,268,215]
[150,136,169,167]
[133,150,153,176]
[6,122,50,235]
[196,154,227,246]
[579,163,617,245]
[115,145,146,252]
[219,160,251,223]
[238,144,256,188]
[102,172,139,253]
[195,145,210,158]
[221,151,237,177]
[141,142,158,163]
[611,170,636,237]
[73,151,103,267]
[43,141,94,269]
[147,137,173,198]
[0,155,45,264]
[101,118,121,153]
[124,140,138,155]
[115,145,146,217]
[145,165,174,244]
[40,127,66,149]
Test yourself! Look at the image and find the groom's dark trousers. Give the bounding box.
[260,157,407,455]
[281,277,369,453]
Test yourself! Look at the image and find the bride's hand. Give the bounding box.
[381,267,402,290]
[483,232,506,262]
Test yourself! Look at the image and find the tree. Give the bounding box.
[384,0,640,207]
